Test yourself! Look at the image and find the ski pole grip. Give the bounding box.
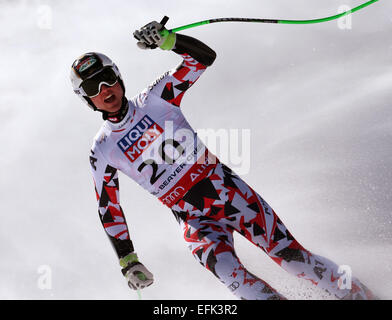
[160,16,169,27]
[159,16,170,37]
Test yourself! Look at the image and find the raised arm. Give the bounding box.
[173,33,216,67]
[134,21,216,107]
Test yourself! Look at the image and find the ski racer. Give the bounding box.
[70,20,376,300]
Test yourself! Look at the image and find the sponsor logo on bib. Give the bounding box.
[117,115,163,162]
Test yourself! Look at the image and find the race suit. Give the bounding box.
[89,34,374,300]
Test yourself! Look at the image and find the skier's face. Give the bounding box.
[90,81,124,114]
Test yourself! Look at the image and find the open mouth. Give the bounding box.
[104,94,116,104]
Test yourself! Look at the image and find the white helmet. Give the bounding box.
[70,52,125,111]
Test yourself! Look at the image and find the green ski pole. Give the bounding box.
[135,271,146,300]
[159,0,379,37]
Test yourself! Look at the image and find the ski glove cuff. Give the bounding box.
[160,32,176,50]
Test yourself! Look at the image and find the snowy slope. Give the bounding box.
[0,0,391,299]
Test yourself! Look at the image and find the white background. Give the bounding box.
[0,0,391,299]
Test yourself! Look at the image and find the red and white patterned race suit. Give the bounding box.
[89,48,375,300]
[171,163,374,300]
[89,52,218,256]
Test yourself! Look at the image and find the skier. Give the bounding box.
[70,20,376,300]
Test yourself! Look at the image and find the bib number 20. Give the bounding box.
[137,139,184,185]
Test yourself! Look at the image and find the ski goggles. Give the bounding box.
[80,67,118,98]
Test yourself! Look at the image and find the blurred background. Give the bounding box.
[0,0,391,299]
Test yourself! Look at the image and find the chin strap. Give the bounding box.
[101,96,129,122]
